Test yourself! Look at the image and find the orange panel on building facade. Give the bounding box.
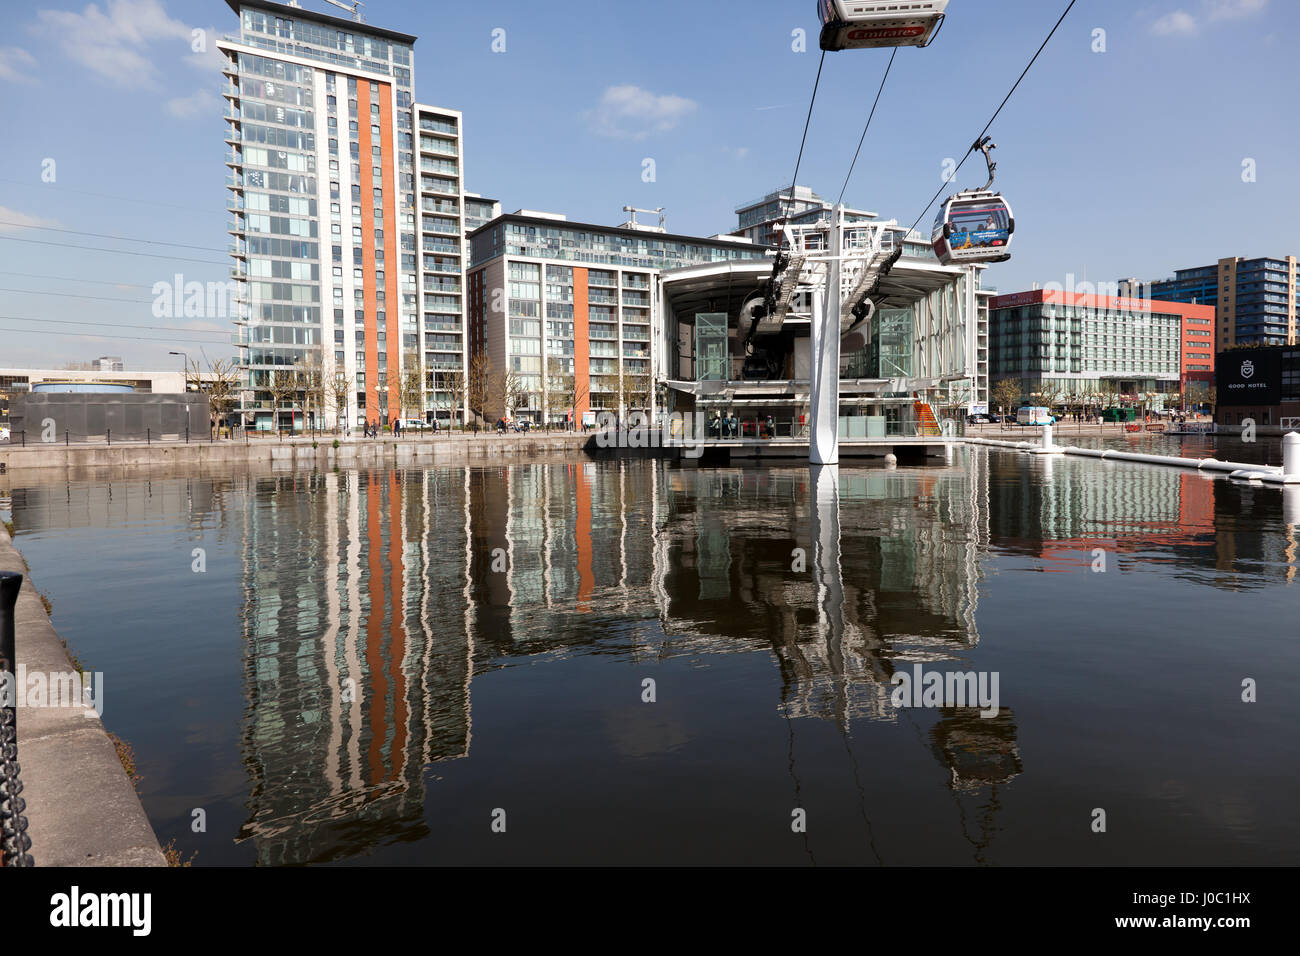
[378,88,401,422]
[573,267,590,425]
[358,82,380,425]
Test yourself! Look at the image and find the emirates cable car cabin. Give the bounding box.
[818,0,949,52]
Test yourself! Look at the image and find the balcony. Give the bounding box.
[225,173,243,192]
[418,118,458,135]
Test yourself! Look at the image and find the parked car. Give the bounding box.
[402,418,428,432]
[0,425,9,442]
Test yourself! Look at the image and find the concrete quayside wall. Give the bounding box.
[0,522,166,866]
[0,432,590,473]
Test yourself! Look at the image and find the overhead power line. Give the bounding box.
[0,325,232,346]
[0,220,228,254]
[0,176,217,215]
[0,312,230,337]
[0,270,156,290]
[0,235,230,266]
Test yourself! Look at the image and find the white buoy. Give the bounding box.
[1027,421,1063,455]
[884,453,898,467]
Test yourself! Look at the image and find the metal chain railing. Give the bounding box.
[0,571,34,866]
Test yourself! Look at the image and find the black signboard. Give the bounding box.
[1217,347,1281,406]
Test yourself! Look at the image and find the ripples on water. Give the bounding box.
[6,438,1298,865]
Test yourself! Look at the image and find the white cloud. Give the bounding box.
[1151,10,1198,35]
[1149,0,1268,35]
[32,0,214,89]
[165,87,217,120]
[584,85,698,140]
[1205,0,1268,20]
[0,46,37,82]
[0,206,61,234]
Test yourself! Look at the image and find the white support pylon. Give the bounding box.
[809,205,843,465]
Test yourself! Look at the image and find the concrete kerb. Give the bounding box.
[0,521,166,867]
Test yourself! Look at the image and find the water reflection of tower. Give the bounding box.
[466,461,661,657]
[237,468,474,864]
[647,454,992,727]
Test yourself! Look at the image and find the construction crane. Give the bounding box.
[620,206,666,231]
[320,0,366,23]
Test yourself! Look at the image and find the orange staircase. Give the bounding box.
[914,401,941,436]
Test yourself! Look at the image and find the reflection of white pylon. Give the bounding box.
[810,465,844,650]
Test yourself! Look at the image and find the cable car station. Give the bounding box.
[656,203,991,463]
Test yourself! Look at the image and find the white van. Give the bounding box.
[1015,406,1054,426]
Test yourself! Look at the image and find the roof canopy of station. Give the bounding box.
[660,258,969,323]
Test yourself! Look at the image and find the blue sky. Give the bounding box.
[0,0,1296,368]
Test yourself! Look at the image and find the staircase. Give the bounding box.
[914,401,942,436]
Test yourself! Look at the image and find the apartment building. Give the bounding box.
[220,0,480,430]
[466,211,768,426]
[1150,255,1299,349]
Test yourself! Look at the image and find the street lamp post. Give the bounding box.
[169,351,189,391]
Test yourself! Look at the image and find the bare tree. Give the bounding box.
[617,371,650,424]
[325,367,354,434]
[467,352,494,428]
[399,352,424,425]
[295,352,325,432]
[207,358,240,436]
[1036,381,1061,415]
[436,367,465,429]
[268,368,300,435]
[186,357,240,437]
[991,378,1021,419]
[1097,380,1120,416]
[547,356,588,430]
[502,369,527,421]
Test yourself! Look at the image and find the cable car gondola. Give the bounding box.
[818,0,949,52]
[932,137,1015,266]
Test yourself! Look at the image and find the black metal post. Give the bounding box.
[1,570,34,866]
[185,424,190,444]
[65,429,69,447]
[147,428,151,445]
[107,429,110,446]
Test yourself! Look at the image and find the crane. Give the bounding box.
[620,206,666,231]
[321,0,366,23]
